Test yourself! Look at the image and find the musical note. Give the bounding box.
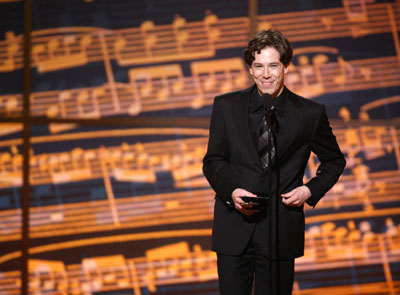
[287,47,339,97]
[171,145,206,183]
[384,218,400,254]
[320,17,333,31]
[190,58,247,108]
[359,220,380,258]
[191,57,247,92]
[0,32,19,72]
[144,241,195,291]
[0,151,22,187]
[333,56,355,87]
[32,34,92,73]
[113,35,129,65]
[359,126,389,160]
[39,82,137,120]
[338,107,351,122]
[129,64,184,102]
[113,20,158,66]
[28,259,68,294]
[343,0,369,23]
[82,255,130,292]
[141,20,157,56]
[76,88,101,119]
[50,157,92,184]
[352,163,374,211]
[342,127,362,168]
[203,11,220,49]
[173,15,189,52]
[304,54,327,97]
[4,94,21,116]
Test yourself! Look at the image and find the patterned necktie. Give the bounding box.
[258,108,277,169]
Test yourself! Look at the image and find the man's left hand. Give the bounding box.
[281,186,311,207]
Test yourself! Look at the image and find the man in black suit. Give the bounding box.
[203,29,346,294]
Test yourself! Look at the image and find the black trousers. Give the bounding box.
[217,224,295,295]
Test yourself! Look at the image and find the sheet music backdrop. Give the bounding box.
[0,0,399,294]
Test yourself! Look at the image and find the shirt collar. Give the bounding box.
[251,86,287,116]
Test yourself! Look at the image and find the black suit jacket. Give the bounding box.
[203,85,345,259]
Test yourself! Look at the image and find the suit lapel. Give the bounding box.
[274,90,303,167]
[234,85,260,163]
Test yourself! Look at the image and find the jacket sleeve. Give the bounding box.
[304,105,346,207]
[203,96,238,202]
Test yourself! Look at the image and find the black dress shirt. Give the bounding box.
[248,86,287,151]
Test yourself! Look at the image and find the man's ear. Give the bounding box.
[249,66,254,75]
[284,63,290,74]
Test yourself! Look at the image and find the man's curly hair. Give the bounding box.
[243,29,293,66]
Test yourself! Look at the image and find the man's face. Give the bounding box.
[249,47,289,98]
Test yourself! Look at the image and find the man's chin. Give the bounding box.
[260,87,282,98]
[260,89,274,96]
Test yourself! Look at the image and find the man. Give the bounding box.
[202,29,346,294]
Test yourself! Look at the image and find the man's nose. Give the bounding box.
[263,67,270,77]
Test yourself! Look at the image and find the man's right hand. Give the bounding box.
[231,188,259,215]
